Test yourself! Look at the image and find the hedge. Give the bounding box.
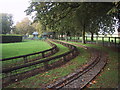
[0,35,23,43]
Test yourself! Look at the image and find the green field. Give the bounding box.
[1,40,51,59]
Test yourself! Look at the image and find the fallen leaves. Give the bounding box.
[107,68,110,70]
[92,80,97,84]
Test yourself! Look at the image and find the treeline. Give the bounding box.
[0,14,43,36]
[25,2,120,43]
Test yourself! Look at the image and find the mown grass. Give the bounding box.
[2,41,67,68]
[65,40,119,88]
[6,42,90,88]
[2,41,69,78]
[1,40,51,59]
[89,46,119,88]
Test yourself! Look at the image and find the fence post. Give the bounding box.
[96,36,98,44]
[115,37,116,47]
[86,36,87,42]
[119,37,120,43]
[24,56,28,63]
[63,56,66,62]
[51,49,53,54]
[108,37,110,46]
[102,37,104,46]
[42,52,45,58]
[44,62,49,70]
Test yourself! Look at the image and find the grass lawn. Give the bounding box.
[65,40,119,88]
[3,40,118,88]
[6,41,90,88]
[1,40,70,77]
[1,40,51,59]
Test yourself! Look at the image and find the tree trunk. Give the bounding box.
[96,34,98,44]
[65,32,68,41]
[91,32,94,41]
[82,23,86,44]
[82,29,86,44]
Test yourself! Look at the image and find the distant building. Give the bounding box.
[41,32,55,39]
[32,31,39,39]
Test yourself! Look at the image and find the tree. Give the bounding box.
[107,2,120,36]
[26,2,114,43]
[0,13,13,34]
[32,21,43,34]
[14,17,36,35]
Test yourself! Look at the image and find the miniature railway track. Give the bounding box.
[47,41,108,89]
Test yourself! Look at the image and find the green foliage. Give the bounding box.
[0,13,13,34]
[32,21,43,34]
[14,17,36,35]
[26,2,115,43]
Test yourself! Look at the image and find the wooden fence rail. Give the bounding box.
[1,40,59,69]
[1,40,58,61]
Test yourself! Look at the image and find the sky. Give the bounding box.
[0,0,32,25]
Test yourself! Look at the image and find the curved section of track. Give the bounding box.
[47,41,108,89]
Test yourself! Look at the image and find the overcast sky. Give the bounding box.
[0,0,32,25]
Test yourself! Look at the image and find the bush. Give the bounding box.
[0,35,23,43]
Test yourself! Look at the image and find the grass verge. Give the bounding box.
[65,40,119,88]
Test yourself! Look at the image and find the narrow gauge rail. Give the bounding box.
[47,42,107,89]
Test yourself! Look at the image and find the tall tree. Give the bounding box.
[32,21,44,34]
[108,2,120,36]
[0,13,13,34]
[14,17,35,35]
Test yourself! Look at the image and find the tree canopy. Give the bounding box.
[26,2,118,43]
[14,17,36,35]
